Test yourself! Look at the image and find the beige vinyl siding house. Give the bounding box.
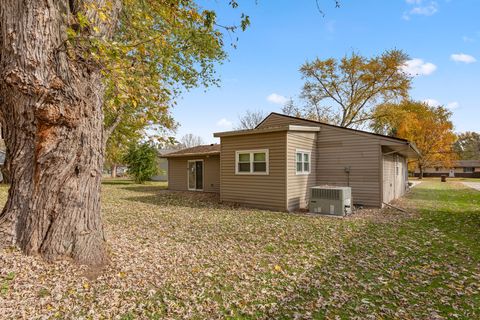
[256,113,416,207]
[166,145,221,193]
[219,131,287,211]
[163,113,420,212]
[286,131,317,211]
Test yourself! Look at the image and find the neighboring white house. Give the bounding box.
[151,149,174,181]
[414,160,480,178]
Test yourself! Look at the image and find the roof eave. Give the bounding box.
[213,125,320,138]
[161,151,220,158]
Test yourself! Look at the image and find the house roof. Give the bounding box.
[258,112,412,142]
[255,112,421,158]
[455,160,480,167]
[161,144,220,158]
[213,125,320,138]
[158,148,176,156]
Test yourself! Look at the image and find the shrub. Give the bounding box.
[123,142,158,183]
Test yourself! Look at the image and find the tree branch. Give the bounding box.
[104,108,125,143]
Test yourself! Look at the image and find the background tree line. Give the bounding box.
[236,49,476,178]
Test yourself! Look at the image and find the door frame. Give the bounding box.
[187,159,204,191]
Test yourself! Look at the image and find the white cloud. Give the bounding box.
[216,118,232,128]
[446,101,460,110]
[403,1,438,20]
[423,99,460,110]
[450,53,477,63]
[410,3,438,15]
[423,98,441,107]
[267,93,288,105]
[401,59,437,76]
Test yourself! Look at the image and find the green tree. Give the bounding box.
[0,0,249,266]
[371,100,457,178]
[105,124,141,178]
[123,142,159,184]
[453,132,480,160]
[282,50,411,128]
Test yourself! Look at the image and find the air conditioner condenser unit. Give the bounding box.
[309,186,352,216]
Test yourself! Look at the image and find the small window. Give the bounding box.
[235,150,268,174]
[253,152,266,172]
[463,167,474,173]
[296,150,311,175]
[237,153,251,173]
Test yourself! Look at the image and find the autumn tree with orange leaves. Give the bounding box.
[371,100,457,178]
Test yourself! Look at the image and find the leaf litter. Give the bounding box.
[0,180,478,319]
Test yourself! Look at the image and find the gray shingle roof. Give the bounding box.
[162,144,220,158]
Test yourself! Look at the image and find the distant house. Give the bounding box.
[162,113,420,211]
[0,150,5,182]
[414,160,480,178]
[151,149,175,181]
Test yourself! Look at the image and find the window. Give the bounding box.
[235,150,268,174]
[463,167,474,173]
[296,150,311,174]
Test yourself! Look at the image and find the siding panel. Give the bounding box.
[383,153,409,204]
[258,113,383,207]
[316,125,382,207]
[168,155,220,193]
[220,131,287,211]
[286,131,317,211]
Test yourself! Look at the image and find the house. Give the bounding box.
[414,160,480,178]
[162,113,420,211]
[164,144,221,192]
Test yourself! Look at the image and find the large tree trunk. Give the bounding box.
[0,1,118,266]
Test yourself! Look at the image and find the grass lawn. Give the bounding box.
[0,180,479,319]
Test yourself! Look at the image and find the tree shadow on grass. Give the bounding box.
[121,185,168,194]
[124,190,223,210]
[102,179,135,185]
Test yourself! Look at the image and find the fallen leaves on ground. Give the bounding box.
[0,180,479,319]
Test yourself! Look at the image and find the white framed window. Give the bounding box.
[235,149,269,175]
[296,150,311,175]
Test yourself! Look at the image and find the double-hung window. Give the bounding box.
[296,150,311,174]
[236,149,269,174]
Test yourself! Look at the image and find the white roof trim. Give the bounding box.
[213,125,320,138]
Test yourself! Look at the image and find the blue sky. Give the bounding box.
[171,0,479,144]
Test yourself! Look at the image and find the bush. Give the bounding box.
[123,142,158,183]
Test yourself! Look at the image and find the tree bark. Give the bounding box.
[0,0,119,266]
[418,164,424,180]
[111,164,117,178]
